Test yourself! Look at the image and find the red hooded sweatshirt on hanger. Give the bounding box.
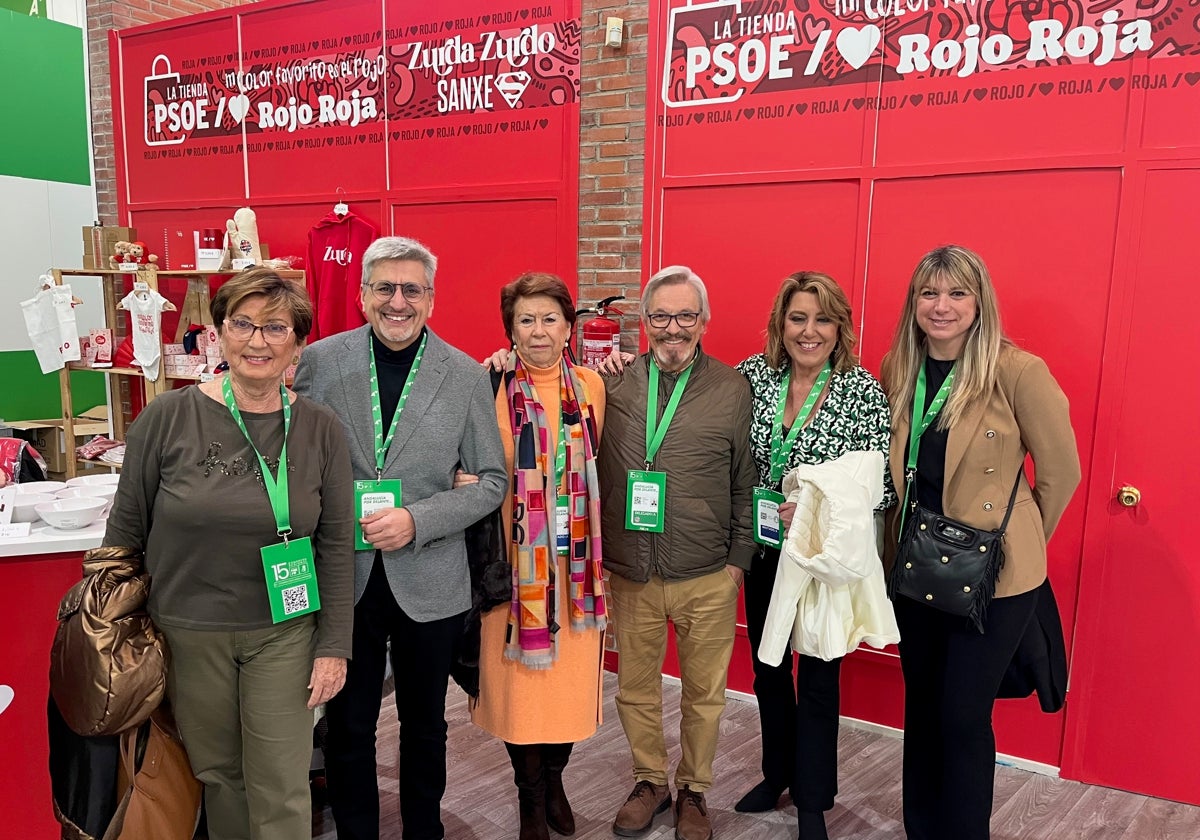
[305,210,379,341]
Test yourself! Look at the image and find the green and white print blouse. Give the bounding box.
[736,353,897,510]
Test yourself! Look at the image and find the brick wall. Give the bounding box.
[87,0,247,225]
[577,1,649,353]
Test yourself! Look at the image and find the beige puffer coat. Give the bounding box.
[49,545,167,736]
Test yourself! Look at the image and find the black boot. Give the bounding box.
[505,742,550,840]
[541,742,576,836]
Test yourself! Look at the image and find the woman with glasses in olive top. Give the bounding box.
[104,268,355,840]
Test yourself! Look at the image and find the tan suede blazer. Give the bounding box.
[885,345,1082,598]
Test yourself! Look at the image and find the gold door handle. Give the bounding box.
[1117,485,1141,507]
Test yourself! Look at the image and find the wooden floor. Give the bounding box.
[311,673,1200,839]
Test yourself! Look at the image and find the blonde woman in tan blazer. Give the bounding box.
[881,245,1080,840]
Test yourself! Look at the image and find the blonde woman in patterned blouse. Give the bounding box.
[733,271,894,840]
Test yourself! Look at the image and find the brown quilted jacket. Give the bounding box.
[49,545,167,737]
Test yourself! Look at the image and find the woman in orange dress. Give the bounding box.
[469,272,607,840]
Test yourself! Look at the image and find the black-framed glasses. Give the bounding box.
[646,311,700,329]
[223,318,294,344]
[366,281,433,302]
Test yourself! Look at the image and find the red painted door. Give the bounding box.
[1062,163,1200,805]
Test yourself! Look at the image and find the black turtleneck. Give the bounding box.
[372,327,426,425]
[914,356,954,514]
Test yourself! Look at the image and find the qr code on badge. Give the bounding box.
[282,583,309,615]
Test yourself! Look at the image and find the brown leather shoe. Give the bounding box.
[612,780,671,837]
[674,786,712,840]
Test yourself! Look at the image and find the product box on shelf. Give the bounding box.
[89,329,113,367]
[82,226,137,270]
[8,406,110,474]
[164,355,208,378]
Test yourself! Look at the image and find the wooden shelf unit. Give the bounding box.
[50,265,304,477]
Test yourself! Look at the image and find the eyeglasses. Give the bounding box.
[646,311,700,329]
[366,281,433,302]
[223,317,294,344]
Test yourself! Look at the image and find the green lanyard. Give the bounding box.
[554,391,567,494]
[768,361,831,485]
[368,332,427,479]
[222,378,292,539]
[645,356,693,468]
[906,361,957,473]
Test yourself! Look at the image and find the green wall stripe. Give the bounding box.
[0,350,107,422]
[0,12,89,185]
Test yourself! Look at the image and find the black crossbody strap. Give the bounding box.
[996,470,1025,534]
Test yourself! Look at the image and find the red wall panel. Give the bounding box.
[646,0,1200,788]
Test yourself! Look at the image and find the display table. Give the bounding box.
[0,523,104,838]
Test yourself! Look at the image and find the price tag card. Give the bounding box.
[752,487,786,548]
[260,536,321,623]
[231,258,255,270]
[0,486,15,525]
[355,479,401,550]
[119,262,139,272]
[0,523,32,539]
[625,470,666,533]
[556,493,570,554]
[133,280,150,292]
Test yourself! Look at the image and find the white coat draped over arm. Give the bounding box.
[758,451,900,664]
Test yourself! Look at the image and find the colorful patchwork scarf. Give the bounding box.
[504,353,607,668]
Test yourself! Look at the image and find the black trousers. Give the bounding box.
[743,547,843,812]
[324,555,466,840]
[895,588,1038,840]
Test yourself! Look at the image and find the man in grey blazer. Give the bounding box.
[294,235,507,840]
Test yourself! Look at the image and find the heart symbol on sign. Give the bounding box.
[310,41,319,50]
[266,141,274,150]
[1109,77,1125,91]
[227,94,251,124]
[538,118,548,129]
[324,137,334,146]
[1039,82,1054,96]
[802,14,827,43]
[852,98,865,110]
[500,122,509,132]
[280,44,289,54]
[424,128,434,137]
[444,20,453,30]
[742,108,755,119]
[0,685,13,717]
[835,25,881,71]
[908,94,923,106]
[973,88,988,101]
[519,8,529,18]
[480,14,490,23]
[392,131,400,140]
[796,103,808,115]
[1186,72,1200,86]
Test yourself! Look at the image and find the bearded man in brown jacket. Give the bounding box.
[598,266,757,840]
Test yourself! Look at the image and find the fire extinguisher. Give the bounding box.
[576,295,626,369]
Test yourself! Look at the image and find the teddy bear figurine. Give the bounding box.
[126,241,159,266]
[109,240,131,268]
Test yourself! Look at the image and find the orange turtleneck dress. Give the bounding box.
[470,357,607,744]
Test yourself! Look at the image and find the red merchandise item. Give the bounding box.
[305,210,379,341]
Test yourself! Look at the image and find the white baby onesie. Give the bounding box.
[119,289,170,381]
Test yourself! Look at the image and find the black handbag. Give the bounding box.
[889,473,1022,633]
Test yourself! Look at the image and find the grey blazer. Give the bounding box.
[294,325,507,621]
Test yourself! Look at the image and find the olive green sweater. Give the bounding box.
[104,386,355,657]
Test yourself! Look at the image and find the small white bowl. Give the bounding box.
[15,480,68,495]
[56,485,118,513]
[35,497,108,530]
[66,474,121,488]
[11,493,57,523]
